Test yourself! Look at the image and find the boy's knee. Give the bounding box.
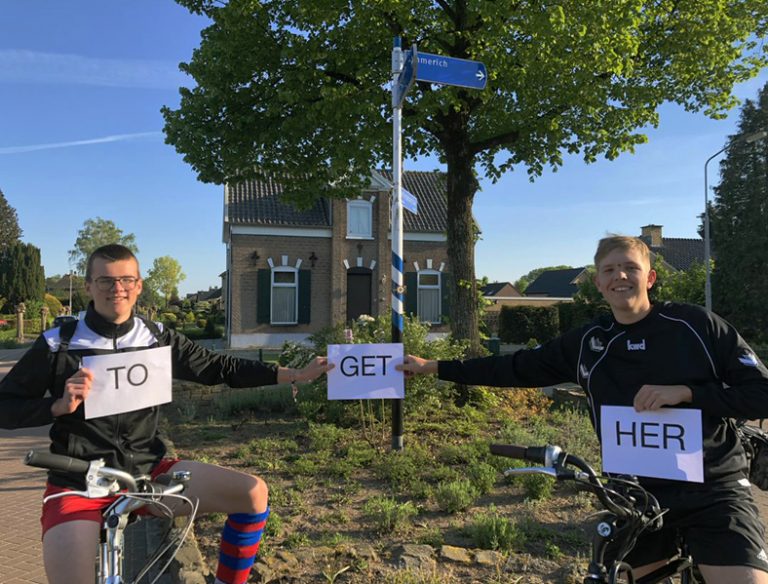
[247,475,268,512]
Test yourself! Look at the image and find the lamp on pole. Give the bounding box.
[703,129,767,312]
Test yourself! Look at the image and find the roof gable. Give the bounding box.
[525,267,588,298]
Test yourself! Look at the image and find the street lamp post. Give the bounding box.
[703,129,767,312]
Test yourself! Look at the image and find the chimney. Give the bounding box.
[641,224,663,247]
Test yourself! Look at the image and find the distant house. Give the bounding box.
[481,282,521,299]
[222,170,451,348]
[525,267,589,298]
[639,224,704,271]
[185,287,223,309]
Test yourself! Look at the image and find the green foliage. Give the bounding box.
[498,305,559,344]
[213,385,298,417]
[165,0,767,349]
[711,82,768,342]
[146,256,186,306]
[0,190,22,252]
[68,218,138,275]
[433,479,478,513]
[0,242,45,310]
[362,496,418,534]
[467,505,525,551]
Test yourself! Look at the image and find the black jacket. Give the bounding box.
[439,302,768,485]
[0,304,278,489]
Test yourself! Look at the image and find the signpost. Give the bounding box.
[390,39,487,450]
[416,52,487,90]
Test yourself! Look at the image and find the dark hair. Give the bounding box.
[85,244,140,281]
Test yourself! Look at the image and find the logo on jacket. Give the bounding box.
[627,339,646,351]
[589,336,604,352]
[739,351,759,368]
[579,364,590,379]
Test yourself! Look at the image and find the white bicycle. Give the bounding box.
[25,450,197,584]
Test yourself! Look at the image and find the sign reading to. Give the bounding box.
[600,405,703,482]
[83,346,172,419]
[327,343,404,400]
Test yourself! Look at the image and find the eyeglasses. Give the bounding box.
[92,276,139,291]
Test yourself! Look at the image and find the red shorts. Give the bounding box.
[40,459,180,537]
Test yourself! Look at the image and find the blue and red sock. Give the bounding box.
[215,508,270,584]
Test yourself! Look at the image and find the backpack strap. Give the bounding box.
[137,316,163,341]
[54,319,79,383]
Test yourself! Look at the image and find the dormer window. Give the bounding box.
[347,199,372,238]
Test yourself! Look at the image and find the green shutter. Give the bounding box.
[405,272,417,316]
[441,272,451,319]
[298,269,311,324]
[257,269,271,324]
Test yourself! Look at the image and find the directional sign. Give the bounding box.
[393,46,417,108]
[402,188,418,215]
[416,52,487,90]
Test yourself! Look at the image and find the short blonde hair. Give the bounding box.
[594,235,651,268]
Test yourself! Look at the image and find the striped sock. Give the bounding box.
[215,508,270,584]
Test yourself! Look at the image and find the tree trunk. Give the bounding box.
[445,143,482,356]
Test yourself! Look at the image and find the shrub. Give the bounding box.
[468,505,525,551]
[498,305,559,343]
[433,479,478,513]
[468,462,497,495]
[362,496,418,534]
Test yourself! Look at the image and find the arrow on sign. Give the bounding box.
[416,52,487,90]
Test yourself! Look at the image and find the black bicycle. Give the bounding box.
[490,443,702,584]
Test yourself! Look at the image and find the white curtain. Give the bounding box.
[272,287,296,323]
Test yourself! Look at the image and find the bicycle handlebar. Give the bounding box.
[25,450,91,474]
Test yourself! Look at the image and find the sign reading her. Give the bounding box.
[82,346,172,419]
[600,405,703,482]
[327,343,404,400]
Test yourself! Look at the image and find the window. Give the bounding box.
[418,271,441,324]
[347,200,372,238]
[271,268,298,324]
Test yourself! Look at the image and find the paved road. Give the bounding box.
[0,348,49,583]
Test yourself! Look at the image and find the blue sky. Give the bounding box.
[1,2,766,295]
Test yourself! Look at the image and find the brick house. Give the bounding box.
[222,170,452,348]
[639,224,704,271]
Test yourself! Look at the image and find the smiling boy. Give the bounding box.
[400,235,768,582]
[0,244,332,584]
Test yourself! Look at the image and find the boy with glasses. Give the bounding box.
[0,244,332,584]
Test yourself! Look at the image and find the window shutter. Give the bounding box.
[405,272,417,316]
[298,270,311,324]
[441,272,451,319]
[257,269,271,324]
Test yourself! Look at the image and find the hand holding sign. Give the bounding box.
[51,367,94,417]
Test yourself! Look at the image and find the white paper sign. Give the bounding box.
[82,346,172,419]
[600,405,703,483]
[327,343,404,400]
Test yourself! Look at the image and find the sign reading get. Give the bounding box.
[327,343,404,400]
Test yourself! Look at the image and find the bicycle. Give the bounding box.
[489,443,702,584]
[24,450,198,584]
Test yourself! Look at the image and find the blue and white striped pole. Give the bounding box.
[391,37,405,451]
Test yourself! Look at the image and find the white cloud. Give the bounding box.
[0,131,163,154]
[0,49,189,89]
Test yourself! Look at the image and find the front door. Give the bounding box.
[346,268,372,322]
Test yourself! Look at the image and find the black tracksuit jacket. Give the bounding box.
[0,304,278,489]
[439,302,768,486]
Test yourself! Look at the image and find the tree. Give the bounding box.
[146,256,186,307]
[710,82,768,342]
[69,218,138,275]
[0,242,45,310]
[514,265,574,294]
[163,0,768,350]
[0,190,22,251]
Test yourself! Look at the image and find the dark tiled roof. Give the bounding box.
[226,177,332,227]
[481,282,520,297]
[225,171,448,233]
[525,267,588,298]
[640,237,705,271]
[377,170,448,232]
